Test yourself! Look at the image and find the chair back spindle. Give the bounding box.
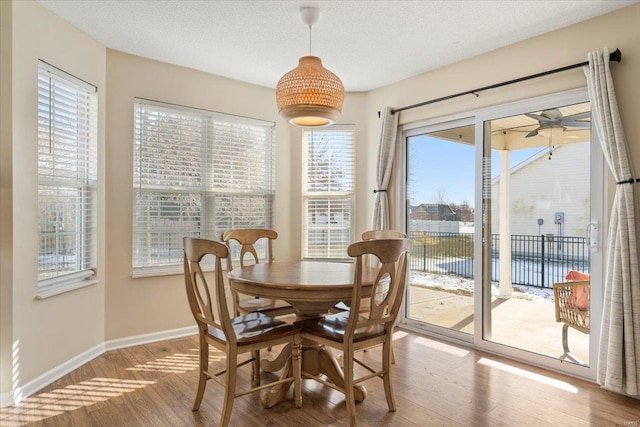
[222,228,277,270]
[346,238,409,338]
[183,236,302,426]
[222,228,294,318]
[295,237,410,426]
[183,237,236,344]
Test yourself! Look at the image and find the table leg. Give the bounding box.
[260,357,293,408]
[258,343,366,408]
[304,345,366,402]
[261,344,291,372]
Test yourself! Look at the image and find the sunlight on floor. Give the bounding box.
[0,377,156,426]
[392,330,409,341]
[413,336,471,357]
[1,347,226,426]
[125,348,224,374]
[477,357,579,393]
[11,340,21,404]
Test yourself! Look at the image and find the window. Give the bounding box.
[132,99,275,276]
[302,125,355,259]
[37,61,98,296]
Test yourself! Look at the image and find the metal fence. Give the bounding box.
[409,231,589,288]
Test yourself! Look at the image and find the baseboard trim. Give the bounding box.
[0,391,14,408]
[6,342,105,407]
[104,325,197,351]
[1,326,198,408]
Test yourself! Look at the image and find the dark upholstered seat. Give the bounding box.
[183,237,302,427]
[295,238,409,427]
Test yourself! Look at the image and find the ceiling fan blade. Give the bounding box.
[561,120,591,128]
[525,112,545,120]
[525,129,539,138]
[525,112,555,124]
[562,111,591,121]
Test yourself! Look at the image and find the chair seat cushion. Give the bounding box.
[295,312,386,343]
[567,283,589,312]
[207,312,298,346]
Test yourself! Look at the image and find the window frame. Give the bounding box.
[301,125,356,260]
[132,99,275,277]
[36,61,98,298]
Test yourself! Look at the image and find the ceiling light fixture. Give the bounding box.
[276,6,344,127]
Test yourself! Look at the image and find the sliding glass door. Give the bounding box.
[404,119,476,341]
[480,96,602,374]
[401,90,603,378]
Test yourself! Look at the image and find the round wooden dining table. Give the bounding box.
[227,261,377,408]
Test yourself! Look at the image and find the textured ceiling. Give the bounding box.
[37,0,637,92]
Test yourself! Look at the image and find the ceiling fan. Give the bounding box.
[525,109,591,138]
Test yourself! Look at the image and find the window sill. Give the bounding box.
[302,258,353,263]
[131,269,183,279]
[131,264,216,279]
[36,279,98,300]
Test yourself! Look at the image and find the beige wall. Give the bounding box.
[3,0,640,404]
[104,50,368,339]
[0,0,14,402]
[366,5,640,229]
[3,0,106,398]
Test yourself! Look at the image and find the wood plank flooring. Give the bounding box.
[1,330,639,426]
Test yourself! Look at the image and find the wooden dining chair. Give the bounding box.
[183,237,302,427]
[334,230,406,309]
[222,229,294,318]
[361,229,407,240]
[334,229,408,363]
[295,238,409,426]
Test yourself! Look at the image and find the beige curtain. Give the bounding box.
[584,48,640,396]
[372,107,399,230]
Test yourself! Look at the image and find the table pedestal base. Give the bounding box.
[259,344,366,408]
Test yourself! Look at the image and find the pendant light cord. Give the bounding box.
[308,25,312,56]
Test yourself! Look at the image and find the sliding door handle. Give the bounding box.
[587,221,599,249]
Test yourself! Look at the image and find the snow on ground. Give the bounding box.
[410,270,555,303]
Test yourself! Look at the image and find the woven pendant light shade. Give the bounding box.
[276,56,344,127]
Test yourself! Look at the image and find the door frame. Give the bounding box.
[397,88,608,381]
[398,114,476,344]
[474,88,605,381]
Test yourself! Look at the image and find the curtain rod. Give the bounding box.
[388,48,622,115]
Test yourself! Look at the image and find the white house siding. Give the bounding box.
[491,142,590,239]
[409,220,460,233]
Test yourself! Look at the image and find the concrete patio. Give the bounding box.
[406,283,590,365]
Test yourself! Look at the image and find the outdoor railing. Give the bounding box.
[409,231,589,288]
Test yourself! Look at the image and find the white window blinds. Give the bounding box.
[133,99,275,276]
[37,61,98,295]
[302,125,355,259]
